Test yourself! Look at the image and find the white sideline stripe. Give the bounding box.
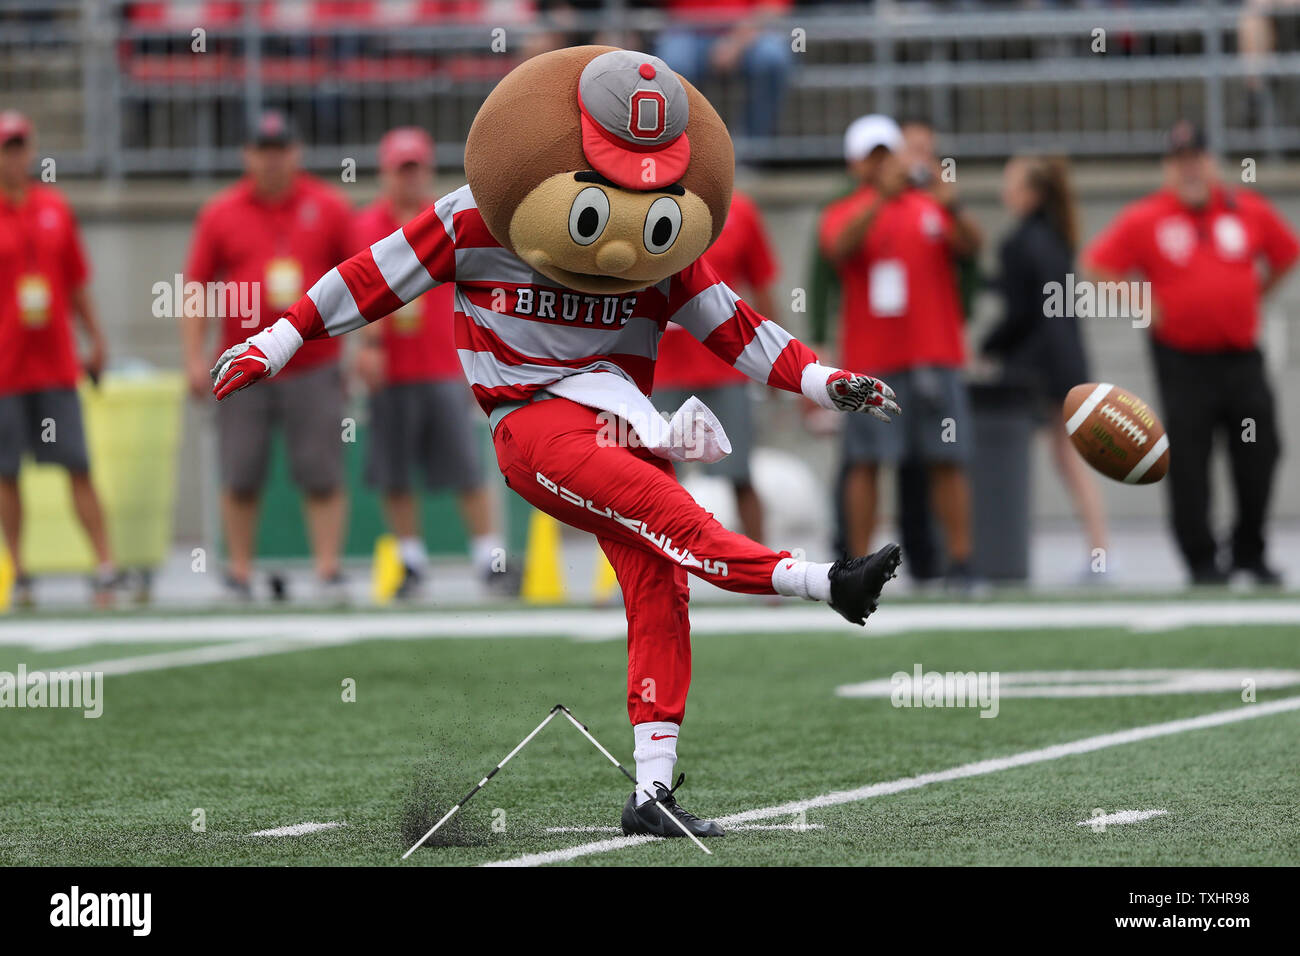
[8,601,1300,652]
[483,695,1300,867]
[1124,433,1170,484]
[1064,382,1113,435]
[1077,809,1167,827]
[731,823,826,832]
[835,667,1300,699]
[18,638,336,679]
[542,823,824,834]
[249,821,345,837]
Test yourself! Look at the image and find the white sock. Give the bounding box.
[471,533,503,573]
[399,537,427,570]
[771,557,833,602]
[632,721,679,806]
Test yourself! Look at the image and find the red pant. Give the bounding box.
[494,398,785,725]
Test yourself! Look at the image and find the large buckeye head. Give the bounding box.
[464,46,734,296]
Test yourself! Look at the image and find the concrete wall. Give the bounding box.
[71,163,1300,543]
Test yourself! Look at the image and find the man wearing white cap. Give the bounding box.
[819,115,981,589]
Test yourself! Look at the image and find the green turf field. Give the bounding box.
[2,609,1298,866]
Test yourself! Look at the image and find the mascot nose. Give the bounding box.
[595,240,637,274]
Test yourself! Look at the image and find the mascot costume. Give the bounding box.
[212,47,903,838]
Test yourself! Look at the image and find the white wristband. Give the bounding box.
[800,362,838,410]
[248,317,304,377]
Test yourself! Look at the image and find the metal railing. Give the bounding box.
[1,0,1298,177]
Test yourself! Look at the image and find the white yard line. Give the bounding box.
[730,823,826,832]
[5,600,1300,652]
[1077,809,1168,828]
[249,821,346,837]
[543,823,824,834]
[22,638,339,678]
[484,695,1300,867]
[9,600,1300,681]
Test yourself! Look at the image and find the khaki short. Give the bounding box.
[217,361,345,495]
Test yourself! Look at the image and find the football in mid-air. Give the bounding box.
[1063,382,1170,484]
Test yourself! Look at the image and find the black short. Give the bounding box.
[0,388,90,478]
[365,380,484,493]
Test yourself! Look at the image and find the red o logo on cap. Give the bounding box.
[628,89,667,140]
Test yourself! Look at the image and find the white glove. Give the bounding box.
[801,363,901,423]
[209,318,303,399]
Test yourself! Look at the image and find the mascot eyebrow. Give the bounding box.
[573,169,686,197]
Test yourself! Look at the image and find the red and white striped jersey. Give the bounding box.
[280,184,819,415]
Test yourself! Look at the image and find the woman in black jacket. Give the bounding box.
[984,156,1109,578]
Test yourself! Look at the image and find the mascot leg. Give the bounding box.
[597,533,693,804]
[494,398,788,594]
[495,397,898,622]
[492,398,899,835]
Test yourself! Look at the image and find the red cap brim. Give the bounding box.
[380,144,433,171]
[0,117,31,143]
[579,108,690,191]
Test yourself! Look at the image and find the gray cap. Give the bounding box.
[577,50,691,190]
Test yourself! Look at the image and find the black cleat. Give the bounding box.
[620,773,724,839]
[829,543,902,625]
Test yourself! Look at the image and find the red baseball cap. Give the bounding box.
[577,50,691,191]
[378,127,434,171]
[0,110,32,145]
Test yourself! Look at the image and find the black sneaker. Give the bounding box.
[484,564,522,598]
[317,572,350,606]
[945,559,985,597]
[829,543,902,626]
[1190,564,1229,586]
[223,572,253,602]
[394,564,426,601]
[1231,561,1284,588]
[12,574,35,610]
[90,568,128,608]
[620,773,724,839]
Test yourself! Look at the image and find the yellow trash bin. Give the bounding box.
[8,372,185,575]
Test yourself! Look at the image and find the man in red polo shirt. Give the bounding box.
[820,114,982,589]
[0,111,119,608]
[352,128,504,597]
[654,189,777,542]
[182,111,354,600]
[1086,121,1298,586]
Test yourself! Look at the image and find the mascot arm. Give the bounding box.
[279,198,455,345]
[669,259,818,394]
[668,259,900,423]
[214,197,457,400]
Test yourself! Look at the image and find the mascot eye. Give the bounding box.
[643,196,682,254]
[568,187,610,246]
